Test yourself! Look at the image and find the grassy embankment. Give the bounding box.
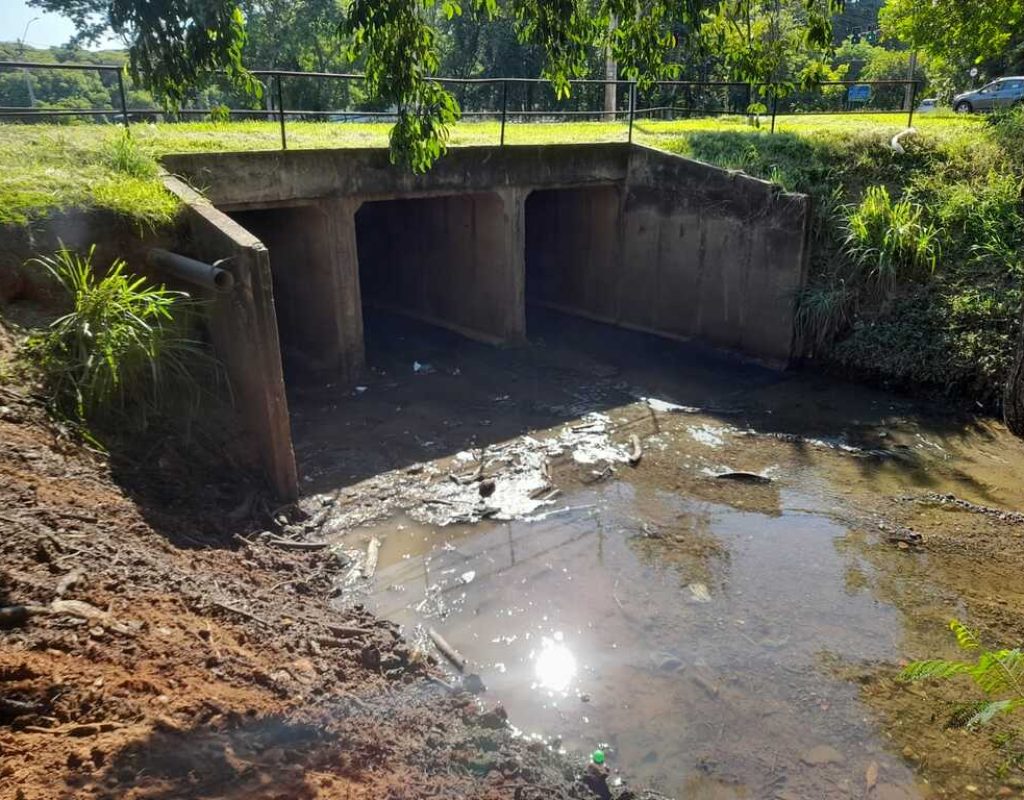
[1,111,1021,405]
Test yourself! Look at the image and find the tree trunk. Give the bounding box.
[604,15,617,122]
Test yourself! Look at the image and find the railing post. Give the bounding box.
[500,79,508,146]
[276,73,287,150]
[627,80,636,143]
[116,68,130,131]
[907,80,917,128]
[770,87,778,134]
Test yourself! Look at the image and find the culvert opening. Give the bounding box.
[525,185,622,328]
[228,205,344,381]
[355,192,516,354]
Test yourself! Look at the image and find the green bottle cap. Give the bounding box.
[592,749,605,765]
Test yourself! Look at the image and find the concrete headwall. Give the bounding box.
[159,143,811,499]
[161,177,299,502]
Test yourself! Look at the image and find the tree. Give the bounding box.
[700,0,844,114]
[879,0,1024,68]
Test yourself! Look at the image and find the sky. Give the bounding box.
[0,0,118,49]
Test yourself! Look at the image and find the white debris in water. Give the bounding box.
[556,413,632,465]
[688,583,712,603]
[460,570,476,585]
[415,414,630,525]
[413,361,435,374]
[642,397,702,414]
[688,424,732,448]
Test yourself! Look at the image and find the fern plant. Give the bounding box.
[901,619,1024,728]
[24,246,214,428]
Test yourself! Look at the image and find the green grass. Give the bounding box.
[0,112,981,227]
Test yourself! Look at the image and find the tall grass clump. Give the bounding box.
[101,129,158,179]
[843,185,939,295]
[24,246,214,429]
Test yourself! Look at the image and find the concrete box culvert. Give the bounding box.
[158,144,810,502]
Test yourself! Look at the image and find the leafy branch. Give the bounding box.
[901,619,1024,729]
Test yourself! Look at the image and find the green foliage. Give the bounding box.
[794,279,855,354]
[879,0,1024,67]
[902,619,1024,729]
[843,185,939,294]
[208,103,232,123]
[29,0,259,108]
[23,246,212,428]
[701,0,845,106]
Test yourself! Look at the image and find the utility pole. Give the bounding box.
[18,18,39,108]
[603,14,617,121]
[904,50,918,112]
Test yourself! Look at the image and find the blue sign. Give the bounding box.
[848,85,872,103]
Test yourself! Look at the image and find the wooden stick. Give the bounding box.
[363,537,381,579]
[428,627,466,672]
[210,601,270,627]
[264,536,330,550]
[326,624,374,638]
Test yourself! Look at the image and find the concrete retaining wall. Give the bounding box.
[524,147,809,362]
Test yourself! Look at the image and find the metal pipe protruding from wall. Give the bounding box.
[147,248,235,292]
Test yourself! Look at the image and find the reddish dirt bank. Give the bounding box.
[0,375,632,800]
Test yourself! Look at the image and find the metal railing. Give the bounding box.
[0,60,922,149]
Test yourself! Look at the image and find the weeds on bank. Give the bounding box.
[843,186,938,295]
[902,619,1024,728]
[23,246,216,431]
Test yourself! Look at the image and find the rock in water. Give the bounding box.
[800,744,845,766]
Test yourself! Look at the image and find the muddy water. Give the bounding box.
[298,310,1024,799]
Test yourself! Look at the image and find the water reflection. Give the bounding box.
[532,632,577,694]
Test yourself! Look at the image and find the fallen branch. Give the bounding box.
[21,721,124,736]
[428,627,466,672]
[326,624,374,638]
[210,601,271,627]
[263,536,330,551]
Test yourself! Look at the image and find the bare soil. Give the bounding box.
[0,353,635,800]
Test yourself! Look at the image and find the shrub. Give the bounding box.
[24,246,212,428]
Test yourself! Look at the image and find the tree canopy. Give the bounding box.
[879,0,1024,66]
